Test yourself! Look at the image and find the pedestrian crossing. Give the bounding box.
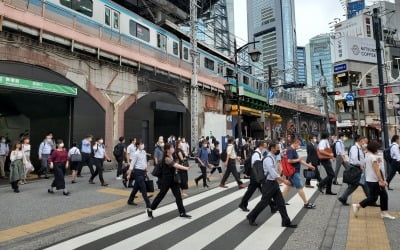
[45,180,318,250]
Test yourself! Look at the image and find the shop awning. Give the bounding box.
[228,105,282,123]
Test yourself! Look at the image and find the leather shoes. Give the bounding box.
[282,223,297,228]
[127,201,137,206]
[101,183,109,187]
[194,179,199,187]
[305,184,314,188]
[317,183,324,194]
[219,184,228,188]
[246,216,257,226]
[239,205,250,212]
[338,197,349,206]
[388,187,394,191]
[238,184,246,189]
[180,213,192,218]
[326,192,337,195]
[147,209,153,218]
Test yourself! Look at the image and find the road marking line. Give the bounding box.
[235,181,317,249]
[44,180,248,250]
[105,188,248,250]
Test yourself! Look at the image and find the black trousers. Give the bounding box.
[91,158,105,184]
[151,175,185,214]
[11,181,18,191]
[210,165,222,174]
[387,161,400,185]
[51,162,66,190]
[221,159,242,185]
[247,180,291,225]
[195,165,207,187]
[360,182,388,211]
[179,170,188,190]
[128,169,151,208]
[78,153,94,176]
[319,160,335,193]
[239,178,276,211]
[116,158,124,177]
[305,164,322,185]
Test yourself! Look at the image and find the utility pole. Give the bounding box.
[373,8,389,149]
[268,65,273,140]
[190,0,199,150]
[318,59,331,134]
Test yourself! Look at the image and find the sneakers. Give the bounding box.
[303,203,316,209]
[381,212,395,220]
[219,184,228,188]
[179,213,192,218]
[116,176,122,180]
[352,204,360,217]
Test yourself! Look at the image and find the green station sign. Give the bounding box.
[0,75,77,96]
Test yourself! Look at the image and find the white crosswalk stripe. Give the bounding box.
[45,180,318,250]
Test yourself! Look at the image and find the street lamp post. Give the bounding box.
[233,39,261,155]
[318,59,331,134]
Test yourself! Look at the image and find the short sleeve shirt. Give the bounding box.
[318,139,330,150]
[227,144,237,159]
[287,147,300,172]
[162,156,176,176]
[127,144,137,160]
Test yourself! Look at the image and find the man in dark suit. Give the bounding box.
[305,135,321,188]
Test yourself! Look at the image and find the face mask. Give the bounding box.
[59,143,64,148]
[99,140,104,144]
[363,144,367,148]
[47,138,52,142]
[139,144,145,150]
[282,141,286,144]
[274,150,281,156]
[182,139,185,143]
[170,148,175,154]
[203,144,207,148]
[1,139,5,143]
[312,139,317,143]
[160,143,165,148]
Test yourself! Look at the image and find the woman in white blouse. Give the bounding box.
[352,140,395,219]
[21,136,33,184]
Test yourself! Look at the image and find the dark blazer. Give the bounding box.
[306,142,320,166]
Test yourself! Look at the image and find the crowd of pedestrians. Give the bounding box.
[0,130,398,224]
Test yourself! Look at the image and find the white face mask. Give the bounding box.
[139,144,145,150]
[1,139,5,143]
[99,140,104,144]
[59,143,64,148]
[159,143,165,148]
[182,139,185,143]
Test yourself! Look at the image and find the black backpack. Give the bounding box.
[244,151,261,176]
[383,144,395,164]
[252,156,271,184]
[220,147,228,162]
[113,143,124,159]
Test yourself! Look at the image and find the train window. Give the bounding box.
[204,58,214,71]
[157,33,167,51]
[173,42,179,55]
[113,11,119,30]
[61,0,93,17]
[183,47,189,60]
[105,8,111,26]
[226,68,234,77]
[129,20,150,42]
[243,75,249,85]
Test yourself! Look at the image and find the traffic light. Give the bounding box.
[327,91,341,96]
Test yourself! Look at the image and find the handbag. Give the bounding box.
[303,169,315,179]
[359,172,366,185]
[145,176,155,192]
[343,165,362,184]
[317,148,333,160]
[70,149,82,162]
[151,163,162,177]
[173,170,181,184]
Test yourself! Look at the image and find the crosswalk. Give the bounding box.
[45,180,317,250]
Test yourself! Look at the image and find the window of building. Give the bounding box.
[243,75,249,85]
[61,0,93,17]
[366,73,372,86]
[368,100,374,113]
[217,64,223,74]
[129,20,150,42]
[204,57,214,71]
[183,47,189,60]
[157,33,167,51]
[173,42,179,55]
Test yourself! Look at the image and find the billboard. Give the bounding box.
[331,36,383,64]
[334,13,373,39]
[347,0,365,19]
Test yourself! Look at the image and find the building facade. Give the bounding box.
[296,46,307,84]
[306,34,333,90]
[247,0,297,84]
